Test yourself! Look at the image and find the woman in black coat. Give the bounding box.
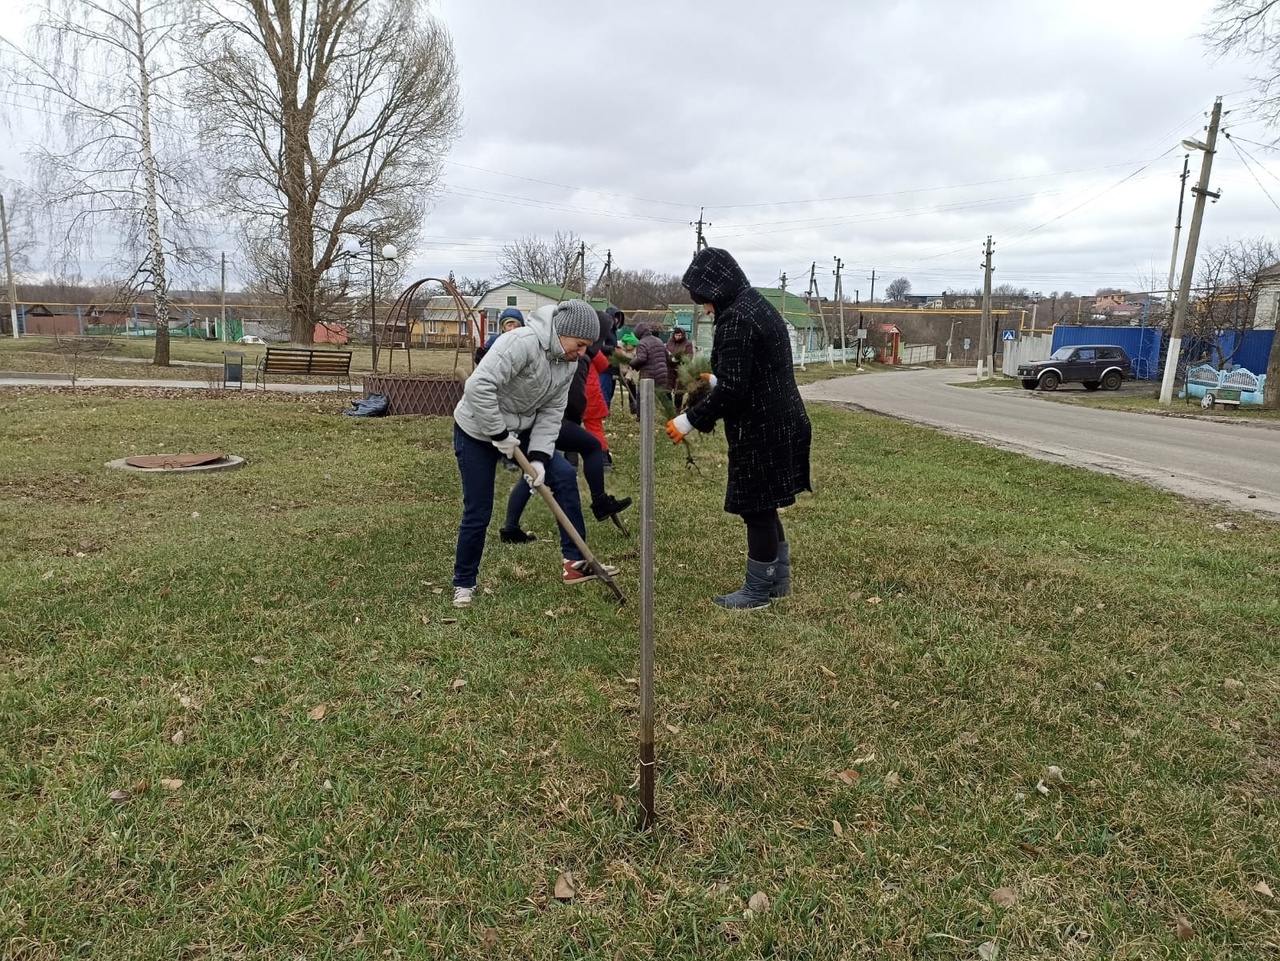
[666,247,812,609]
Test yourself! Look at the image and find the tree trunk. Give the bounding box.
[134,0,170,366]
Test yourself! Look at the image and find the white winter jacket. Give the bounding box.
[453,305,575,459]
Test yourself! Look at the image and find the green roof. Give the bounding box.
[756,287,822,329]
[511,281,584,301]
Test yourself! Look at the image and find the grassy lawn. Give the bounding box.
[0,335,469,383]
[2,388,1278,959]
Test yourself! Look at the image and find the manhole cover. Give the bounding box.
[125,452,227,469]
[107,453,245,473]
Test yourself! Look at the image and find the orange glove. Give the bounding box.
[665,413,692,444]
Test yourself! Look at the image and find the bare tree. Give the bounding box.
[1185,236,1278,368]
[1207,2,1280,125]
[497,231,583,288]
[189,0,462,344]
[885,277,911,302]
[589,268,686,310]
[2,0,209,365]
[454,275,492,298]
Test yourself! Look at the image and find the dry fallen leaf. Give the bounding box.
[450,678,467,692]
[1253,880,1274,898]
[480,928,498,950]
[990,887,1017,907]
[1223,678,1244,690]
[322,779,333,791]
[308,703,328,721]
[978,942,999,961]
[866,596,882,605]
[431,588,443,595]
[170,730,185,746]
[1073,605,1085,616]
[747,891,771,913]
[836,769,860,785]
[553,872,576,900]
[819,665,837,679]
[852,753,877,765]
[1176,916,1194,941]
[250,655,268,666]
[884,771,903,788]
[41,569,54,580]
[1035,780,1050,796]
[108,789,132,803]
[420,615,431,625]
[664,723,681,734]
[159,778,184,791]
[1046,765,1066,784]
[832,819,843,838]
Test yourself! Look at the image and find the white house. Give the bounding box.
[474,281,587,337]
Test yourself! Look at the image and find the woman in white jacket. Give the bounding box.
[450,300,618,608]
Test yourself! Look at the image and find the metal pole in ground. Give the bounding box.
[638,377,656,829]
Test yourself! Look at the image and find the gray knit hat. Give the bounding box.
[552,299,602,342]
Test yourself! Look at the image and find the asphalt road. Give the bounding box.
[801,367,1280,518]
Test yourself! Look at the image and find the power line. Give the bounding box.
[1225,134,1280,215]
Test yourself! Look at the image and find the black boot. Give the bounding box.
[500,527,537,544]
[591,493,633,522]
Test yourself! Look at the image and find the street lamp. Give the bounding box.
[341,238,398,371]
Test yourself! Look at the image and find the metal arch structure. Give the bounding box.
[379,277,484,376]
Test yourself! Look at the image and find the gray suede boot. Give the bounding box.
[770,541,791,598]
[713,557,776,610]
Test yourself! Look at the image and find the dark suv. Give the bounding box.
[1017,344,1133,391]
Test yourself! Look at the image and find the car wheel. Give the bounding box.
[1039,372,1060,391]
[1021,379,1037,390]
[1083,381,1101,391]
[1101,371,1122,390]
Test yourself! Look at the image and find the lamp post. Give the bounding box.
[1159,98,1222,406]
[341,238,397,370]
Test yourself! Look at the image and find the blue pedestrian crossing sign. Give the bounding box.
[1001,329,1016,341]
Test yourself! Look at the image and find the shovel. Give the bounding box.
[511,448,626,604]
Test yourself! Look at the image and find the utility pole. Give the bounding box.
[220,251,228,343]
[1,194,18,339]
[578,241,587,299]
[692,207,711,254]
[854,288,862,369]
[867,269,876,305]
[1160,97,1223,406]
[1163,153,1192,331]
[601,249,613,304]
[833,256,846,365]
[806,262,832,366]
[779,270,789,362]
[977,236,994,380]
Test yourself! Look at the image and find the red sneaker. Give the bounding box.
[562,559,619,585]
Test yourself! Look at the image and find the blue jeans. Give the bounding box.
[599,370,615,409]
[452,425,586,589]
[504,421,605,529]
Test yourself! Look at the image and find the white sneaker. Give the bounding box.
[452,587,474,608]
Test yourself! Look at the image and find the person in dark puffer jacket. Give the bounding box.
[664,248,812,610]
[629,323,673,388]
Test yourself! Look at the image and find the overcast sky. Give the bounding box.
[425,0,1274,299]
[1,0,1275,300]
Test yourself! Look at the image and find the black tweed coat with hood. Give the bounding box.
[682,247,812,515]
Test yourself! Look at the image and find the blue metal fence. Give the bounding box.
[1050,326,1164,379]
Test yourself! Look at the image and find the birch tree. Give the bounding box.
[189,0,461,344]
[2,0,207,366]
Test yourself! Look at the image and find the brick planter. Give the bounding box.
[362,374,465,416]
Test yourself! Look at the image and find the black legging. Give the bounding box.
[504,420,605,529]
[742,509,786,563]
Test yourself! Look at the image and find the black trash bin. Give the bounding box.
[222,351,245,390]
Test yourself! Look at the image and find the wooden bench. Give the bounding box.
[255,346,354,391]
